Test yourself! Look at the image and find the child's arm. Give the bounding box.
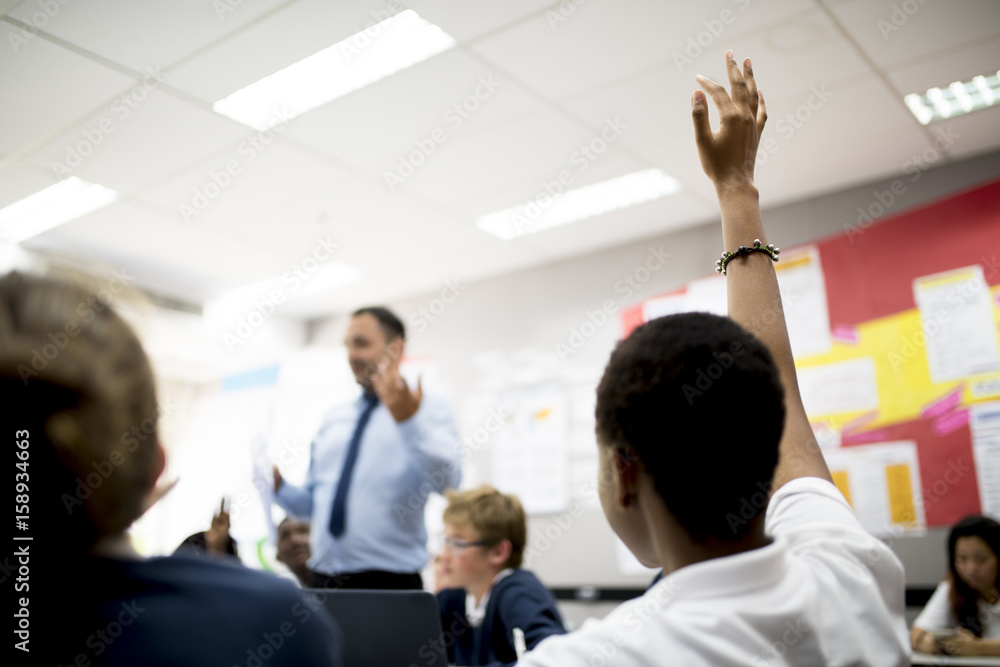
[692,51,832,491]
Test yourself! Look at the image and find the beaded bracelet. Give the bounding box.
[716,239,779,276]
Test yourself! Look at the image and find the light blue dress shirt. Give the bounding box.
[276,392,461,575]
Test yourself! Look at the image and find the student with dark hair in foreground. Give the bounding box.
[436,485,565,666]
[515,53,909,666]
[912,515,1000,656]
[0,272,341,666]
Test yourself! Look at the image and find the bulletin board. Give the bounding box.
[620,179,1000,536]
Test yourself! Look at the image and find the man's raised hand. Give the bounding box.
[371,358,423,423]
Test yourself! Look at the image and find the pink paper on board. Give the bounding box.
[921,385,965,420]
[831,324,860,345]
[842,429,889,446]
[933,409,970,437]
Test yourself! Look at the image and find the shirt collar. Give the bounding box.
[655,537,788,602]
[465,568,515,627]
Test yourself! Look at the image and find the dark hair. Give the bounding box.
[595,312,785,542]
[352,306,405,341]
[277,515,309,534]
[174,531,239,558]
[947,515,1000,637]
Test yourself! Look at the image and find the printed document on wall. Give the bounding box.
[774,245,833,359]
[492,383,570,514]
[914,265,1000,384]
[971,401,1000,517]
[821,441,925,537]
[798,357,880,418]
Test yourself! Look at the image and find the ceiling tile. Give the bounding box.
[829,0,1000,69]
[134,142,349,228]
[23,91,254,192]
[21,200,184,257]
[517,192,715,262]
[413,0,557,42]
[0,163,55,208]
[471,0,814,101]
[885,36,1000,94]
[752,77,931,206]
[392,107,605,204]
[281,48,541,177]
[5,0,291,73]
[0,32,135,157]
[165,0,443,102]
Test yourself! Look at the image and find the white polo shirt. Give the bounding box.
[913,579,1000,638]
[519,477,909,666]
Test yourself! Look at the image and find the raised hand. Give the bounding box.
[691,50,767,191]
[206,497,231,554]
[371,357,423,422]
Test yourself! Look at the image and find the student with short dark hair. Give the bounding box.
[173,498,241,560]
[276,516,314,586]
[0,271,342,666]
[515,52,909,667]
[436,485,565,666]
[912,515,1000,656]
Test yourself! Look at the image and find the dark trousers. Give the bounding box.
[310,569,423,590]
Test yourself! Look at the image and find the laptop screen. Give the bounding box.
[306,589,449,667]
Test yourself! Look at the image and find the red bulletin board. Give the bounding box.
[621,178,1000,529]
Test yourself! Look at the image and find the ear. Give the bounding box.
[613,448,640,511]
[387,336,405,362]
[488,539,513,569]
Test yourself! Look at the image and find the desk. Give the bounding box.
[912,653,1000,665]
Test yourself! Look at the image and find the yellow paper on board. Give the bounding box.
[831,470,852,507]
[886,463,917,525]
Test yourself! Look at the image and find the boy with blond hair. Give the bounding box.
[435,485,565,666]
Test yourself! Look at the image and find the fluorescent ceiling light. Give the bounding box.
[205,262,361,322]
[475,169,681,241]
[214,9,456,130]
[904,70,1000,125]
[0,177,119,244]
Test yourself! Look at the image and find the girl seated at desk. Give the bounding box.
[912,515,1000,656]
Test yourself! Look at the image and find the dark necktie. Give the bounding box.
[329,393,379,538]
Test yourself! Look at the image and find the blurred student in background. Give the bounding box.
[912,515,1000,656]
[173,497,240,560]
[436,485,565,666]
[276,515,314,586]
[0,271,341,666]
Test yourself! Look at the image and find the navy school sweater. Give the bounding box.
[437,568,566,667]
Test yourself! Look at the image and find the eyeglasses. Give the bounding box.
[441,536,492,553]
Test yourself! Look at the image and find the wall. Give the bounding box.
[310,148,1000,590]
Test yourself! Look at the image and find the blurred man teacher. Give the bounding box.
[274,307,461,589]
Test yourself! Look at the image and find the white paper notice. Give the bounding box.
[685,275,729,316]
[914,265,1000,384]
[820,441,926,536]
[251,436,278,545]
[798,357,880,418]
[491,384,571,514]
[971,401,1000,517]
[775,246,833,359]
[643,291,688,322]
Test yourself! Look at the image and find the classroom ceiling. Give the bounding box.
[1,0,999,318]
